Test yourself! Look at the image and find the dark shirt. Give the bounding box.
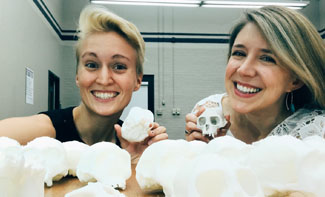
[39,107,122,147]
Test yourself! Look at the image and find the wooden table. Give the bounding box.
[45,165,164,197]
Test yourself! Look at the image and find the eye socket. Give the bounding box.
[198,117,206,126]
[210,116,220,125]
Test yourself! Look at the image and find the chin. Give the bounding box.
[230,100,253,114]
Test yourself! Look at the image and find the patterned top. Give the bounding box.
[192,94,325,139]
[269,108,325,139]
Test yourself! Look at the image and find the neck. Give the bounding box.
[73,103,122,145]
[232,101,291,143]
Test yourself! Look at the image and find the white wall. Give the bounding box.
[0,0,64,118]
[320,0,325,28]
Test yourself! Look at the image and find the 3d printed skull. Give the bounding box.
[197,106,227,137]
[172,154,264,197]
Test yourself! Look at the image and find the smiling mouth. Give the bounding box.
[234,82,262,94]
[92,91,119,99]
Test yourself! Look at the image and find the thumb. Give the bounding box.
[114,124,127,146]
[196,106,206,117]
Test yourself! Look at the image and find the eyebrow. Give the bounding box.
[112,54,130,62]
[81,52,131,61]
[81,52,97,58]
[233,44,273,54]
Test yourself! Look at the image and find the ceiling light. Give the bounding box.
[91,0,200,7]
[202,1,309,9]
[90,0,310,9]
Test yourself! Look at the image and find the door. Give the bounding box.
[48,70,60,110]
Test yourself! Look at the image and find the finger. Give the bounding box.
[195,106,205,117]
[185,113,198,124]
[185,122,202,133]
[148,126,166,137]
[148,133,168,145]
[149,122,159,130]
[225,115,231,122]
[223,115,231,130]
[185,131,209,143]
[216,128,228,137]
[114,124,128,146]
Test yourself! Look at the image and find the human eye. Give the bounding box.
[231,50,246,57]
[260,55,276,64]
[112,63,127,71]
[85,62,98,69]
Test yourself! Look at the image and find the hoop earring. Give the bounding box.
[286,92,295,113]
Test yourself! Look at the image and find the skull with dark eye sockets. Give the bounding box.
[197,107,227,138]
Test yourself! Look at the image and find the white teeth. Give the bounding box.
[236,83,261,94]
[93,92,117,99]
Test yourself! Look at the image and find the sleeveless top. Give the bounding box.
[39,107,122,147]
[192,94,325,139]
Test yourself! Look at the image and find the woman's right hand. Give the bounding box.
[185,106,231,143]
[185,106,211,143]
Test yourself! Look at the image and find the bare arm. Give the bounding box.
[0,114,56,145]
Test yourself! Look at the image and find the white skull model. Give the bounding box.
[197,106,227,137]
[136,139,207,195]
[76,141,131,190]
[66,182,125,197]
[202,136,252,164]
[63,141,89,176]
[121,106,154,142]
[172,154,264,197]
[0,137,45,197]
[247,135,310,195]
[23,136,69,187]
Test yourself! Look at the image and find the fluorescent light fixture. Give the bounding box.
[91,0,200,7]
[90,0,310,9]
[202,1,309,8]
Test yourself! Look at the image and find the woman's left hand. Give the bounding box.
[115,123,168,164]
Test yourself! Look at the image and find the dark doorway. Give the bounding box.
[48,71,60,110]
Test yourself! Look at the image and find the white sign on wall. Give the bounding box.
[25,67,34,105]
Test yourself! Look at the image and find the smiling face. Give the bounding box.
[225,23,299,114]
[76,31,142,116]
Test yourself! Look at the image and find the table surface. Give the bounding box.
[45,165,164,197]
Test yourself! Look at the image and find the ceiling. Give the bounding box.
[35,0,323,42]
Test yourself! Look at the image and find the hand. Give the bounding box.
[214,115,231,137]
[185,106,211,143]
[115,122,168,164]
[185,107,231,143]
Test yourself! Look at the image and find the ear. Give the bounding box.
[75,75,80,88]
[287,78,304,92]
[134,74,143,91]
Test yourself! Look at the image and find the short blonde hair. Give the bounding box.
[228,6,325,109]
[75,5,145,76]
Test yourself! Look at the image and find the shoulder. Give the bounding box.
[40,107,75,117]
[271,108,325,139]
[39,107,75,123]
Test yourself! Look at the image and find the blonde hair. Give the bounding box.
[75,5,145,75]
[228,6,325,109]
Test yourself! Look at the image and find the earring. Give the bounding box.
[286,92,295,113]
[290,92,295,113]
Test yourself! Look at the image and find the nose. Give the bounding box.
[96,66,114,85]
[237,56,257,77]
